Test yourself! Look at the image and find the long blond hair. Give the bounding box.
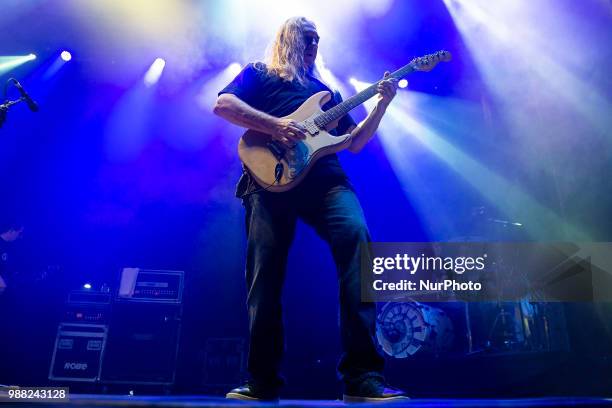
[266,17,315,85]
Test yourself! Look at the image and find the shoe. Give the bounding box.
[226,383,279,401]
[343,377,409,403]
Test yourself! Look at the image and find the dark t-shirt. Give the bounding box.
[218,62,357,197]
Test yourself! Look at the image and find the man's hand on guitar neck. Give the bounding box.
[376,71,399,110]
[347,72,399,154]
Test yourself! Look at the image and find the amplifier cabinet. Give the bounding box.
[101,302,182,385]
[118,268,184,304]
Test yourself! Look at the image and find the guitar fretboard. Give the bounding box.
[313,61,417,128]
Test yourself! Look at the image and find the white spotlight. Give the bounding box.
[398,79,408,88]
[60,51,72,61]
[83,283,92,289]
[228,62,242,76]
[143,57,166,86]
[0,54,37,75]
[348,77,370,93]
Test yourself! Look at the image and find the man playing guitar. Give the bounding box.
[214,16,405,402]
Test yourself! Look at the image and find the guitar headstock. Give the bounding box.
[411,50,452,72]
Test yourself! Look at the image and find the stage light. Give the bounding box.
[41,51,72,79]
[196,63,249,111]
[442,0,611,145]
[376,91,590,240]
[439,0,609,240]
[0,54,37,74]
[398,79,408,88]
[349,77,375,93]
[83,283,92,289]
[349,77,369,92]
[143,57,166,86]
[228,62,241,76]
[315,54,348,97]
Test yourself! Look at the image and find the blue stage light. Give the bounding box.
[398,79,408,88]
[83,283,92,289]
[60,51,72,61]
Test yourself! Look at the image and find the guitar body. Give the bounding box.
[238,91,352,192]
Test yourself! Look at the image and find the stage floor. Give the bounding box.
[1,394,612,408]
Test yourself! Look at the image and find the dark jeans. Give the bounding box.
[242,181,384,390]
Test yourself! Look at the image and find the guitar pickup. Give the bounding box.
[267,141,286,161]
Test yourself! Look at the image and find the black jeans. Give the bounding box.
[242,181,385,390]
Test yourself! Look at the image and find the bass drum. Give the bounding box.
[376,302,454,358]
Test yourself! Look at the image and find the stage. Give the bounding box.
[1,394,612,408]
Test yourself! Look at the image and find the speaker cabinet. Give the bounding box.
[101,302,182,385]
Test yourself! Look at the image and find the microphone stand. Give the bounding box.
[0,98,28,128]
[1,77,38,129]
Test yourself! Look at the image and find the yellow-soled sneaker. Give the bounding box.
[226,383,279,401]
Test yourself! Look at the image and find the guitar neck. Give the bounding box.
[314,61,416,128]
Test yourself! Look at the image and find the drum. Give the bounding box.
[376,301,454,358]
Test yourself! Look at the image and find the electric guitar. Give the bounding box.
[238,50,452,192]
